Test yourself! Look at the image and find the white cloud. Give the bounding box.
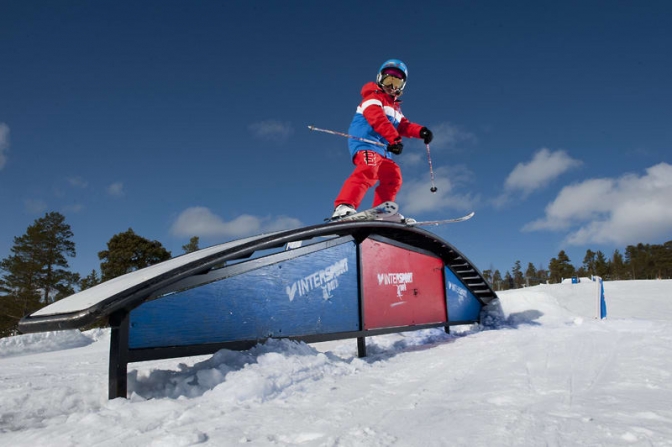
[400,123,474,168]
[506,148,582,193]
[494,148,582,207]
[397,165,479,214]
[24,199,47,214]
[523,162,672,246]
[171,206,302,239]
[428,122,476,151]
[107,182,125,197]
[63,204,84,214]
[67,176,89,188]
[0,123,10,170]
[263,216,305,233]
[248,120,294,141]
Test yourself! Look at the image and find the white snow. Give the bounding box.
[2,279,672,446]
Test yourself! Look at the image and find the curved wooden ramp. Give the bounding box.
[19,220,497,399]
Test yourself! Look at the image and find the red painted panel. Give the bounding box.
[361,238,447,330]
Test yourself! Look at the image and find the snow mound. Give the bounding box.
[127,328,464,402]
[0,329,102,358]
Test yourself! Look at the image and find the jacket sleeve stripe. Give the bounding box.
[358,99,383,113]
[383,106,404,123]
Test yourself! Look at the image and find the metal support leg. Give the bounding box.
[108,310,130,399]
[357,336,366,357]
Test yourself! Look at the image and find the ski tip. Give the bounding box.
[405,211,476,227]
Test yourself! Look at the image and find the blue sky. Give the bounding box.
[1,1,671,279]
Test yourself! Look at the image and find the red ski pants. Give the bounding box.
[334,151,402,209]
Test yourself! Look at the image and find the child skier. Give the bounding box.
[331,59,433,221]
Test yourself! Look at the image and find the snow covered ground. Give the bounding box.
[1,279,671,446]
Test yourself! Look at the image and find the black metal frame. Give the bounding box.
[108,315,459,399]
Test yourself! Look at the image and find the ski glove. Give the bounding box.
[387,138,403,155]
[420,127,433,145]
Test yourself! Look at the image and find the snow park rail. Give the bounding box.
[18,220,498,399]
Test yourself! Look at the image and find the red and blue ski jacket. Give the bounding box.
[347,82,424,160]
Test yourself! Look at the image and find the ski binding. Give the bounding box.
[329,201,399,222]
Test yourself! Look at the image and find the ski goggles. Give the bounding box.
[380,74,405,90]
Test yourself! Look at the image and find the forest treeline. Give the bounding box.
[1,212,671,336]
[482,241,672,291]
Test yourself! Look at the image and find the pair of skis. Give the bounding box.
[329,201,474,227]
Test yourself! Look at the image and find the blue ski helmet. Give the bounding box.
[376,59,408,94]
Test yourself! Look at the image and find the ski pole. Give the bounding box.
[425,143,438,193]
[307,125,386,147]
[309,125,438,193]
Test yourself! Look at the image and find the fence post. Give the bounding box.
[595,276,607,319]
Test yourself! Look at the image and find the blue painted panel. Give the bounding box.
[129,241,360,349]
[445,268,482,322]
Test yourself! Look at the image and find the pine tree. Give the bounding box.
[0,212,78,336]
[482,269,493,286]
[549,250,575,283]
[582,249,596,276]
[492,270,503,291]
[80,270,101,290]
[611,249,626,280]
[504,271,514,290]
[182,236,200,254]
[536,264,549,284]
[512,260,524,289]
[625,243,654,279]
[652,241,672,279]
[525,262,538,286]
[98,229,171,281]
[594,251,610,278]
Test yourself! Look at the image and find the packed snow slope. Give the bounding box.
[1,279,671,446]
